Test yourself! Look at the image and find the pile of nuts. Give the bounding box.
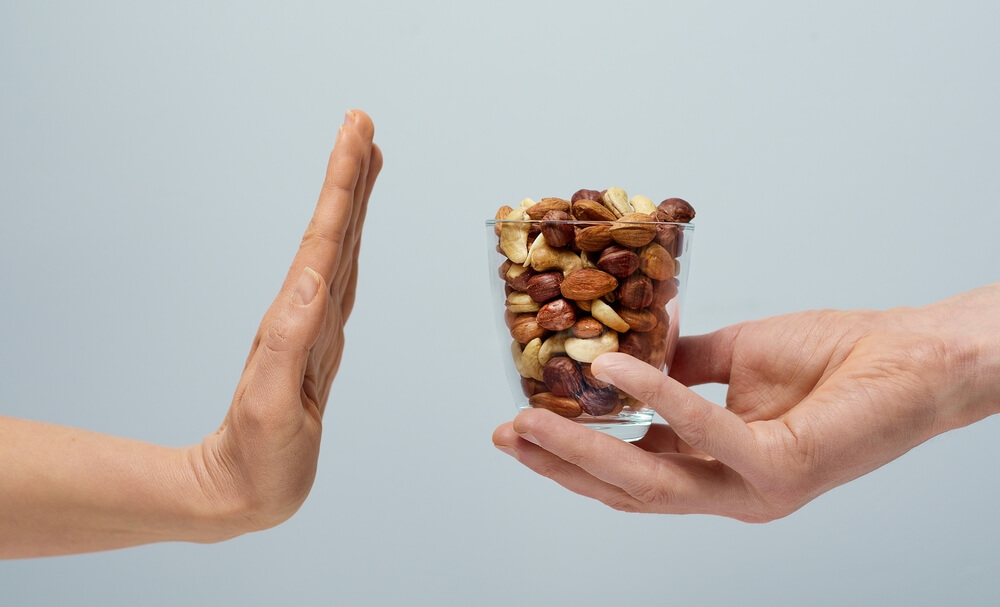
[494,187,695,418]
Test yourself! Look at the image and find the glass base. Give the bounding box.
[518,405,653,442]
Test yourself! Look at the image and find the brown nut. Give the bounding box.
[504,264,536,292]
[596,245,640,278]
[540,210,574,248]
[520,377,548,397]
[580,363,611,389]
[525,197,571,219]
[656,197,696,223]
[609,212,658,248]
[618,331,654,363]
[575,385,620,416]
[571,189,603,203]
[542,356,584,397]
[560,269,618,301]
[652,277,679,307]
[572,199,617,222]
[639,242,676,280]
[574,224,615,251]
[571,317,604,339]
[526,271,563,303]
[529,392,583,417]
[617,308,658,332]
[536,298,577,331]
[617,274,653,309]
[510,314,546,344]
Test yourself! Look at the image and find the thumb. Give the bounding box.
[591,352,756,473]
[249,267,327,408]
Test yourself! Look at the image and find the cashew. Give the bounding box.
[523,232,548,267]
[538,331,569,366]
[519,337,544,380]
[579,250,598,269]
[590,298,631,333]
[506,291,540,313]
[602,187,631,218]
[528,239,583,275]
[629,194,657,215]
[565,330,619,363]
[499,206,530,263]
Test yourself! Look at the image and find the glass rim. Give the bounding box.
[485,218,695,230]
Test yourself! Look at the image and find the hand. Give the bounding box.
[492,283,1000,522]
[189,109,382,532]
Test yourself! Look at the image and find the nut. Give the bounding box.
[525,197,571,219]
[560,269,618,300]
[580,363,611,389]
[590,298,630,333]
[499,205,530,263]
[538,332,569,366]
[527,238,584,275]
[609,212,658,248]
[639,242,676,280]
[618,330,653,363]
[494,205,513,236]
[596,245,639,278]
[656,197,696,223]
[602,187,632,218]
[506,291,541,313]
[575,385,620,416]
[617,274,653,309]
[504,263,535,291]
[536,298,577,331]
[512,337,544,381]
[542,356,584,397]
[629,195,657,215]
[574,224,614,251]
[571,317,603,339]
[565,329,618,363]
[510,314,546,344]
[520,377,547,397]
[617,308,658,332]
[529,392,583,418]
[540,210,574,248]
[526,271,563,303]
[571,199,616,222]
[571,189,603,203]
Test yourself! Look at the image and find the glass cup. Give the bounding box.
[486,216,694,442]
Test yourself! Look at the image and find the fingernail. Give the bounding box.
[517,432,540,446]
[344,110,356,126]
[291,267,320,305]
[494,444,519,460]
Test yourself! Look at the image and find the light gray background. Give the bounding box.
[2,1,998,605]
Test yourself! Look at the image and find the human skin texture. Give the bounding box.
[0,110,382,558]
[493,283,1000,522]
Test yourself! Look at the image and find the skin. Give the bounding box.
[0,109,382,558]
[493,282,1000,522]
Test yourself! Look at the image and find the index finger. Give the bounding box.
[281,109,376,296]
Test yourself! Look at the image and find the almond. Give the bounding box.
[571,199,616,222]
[574,224,614,251]
[560,269,618,301]
[525,197,571,219]
[609,212,658,248]
[529,392,583,417]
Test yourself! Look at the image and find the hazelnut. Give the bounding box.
[542,356,584,397]
[596,245,640,278]
[536,298,577,331]
[617,274,653,309]
[571,317,603,339]
[526,271,563,303]
[656,198,696,223]
[618,331,653,363]
[540,210,574,248]
[571,188,603,203]
[575,385,620,416]
[580,363,611,389]
[506,265,537,292]
[510,314,547,344]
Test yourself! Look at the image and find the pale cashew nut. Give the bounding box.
[499,205,530,263]
[565,330,619,363]
[520,337,544,380]
[538,331,569,366]
[528,239,584,275]
[629,194,657,215]
[506,291,540,313]
[602,187,632,218]
[579,250,598,269]
[590,298,631,333]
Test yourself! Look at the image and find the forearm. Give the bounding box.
[0,416,241,559]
